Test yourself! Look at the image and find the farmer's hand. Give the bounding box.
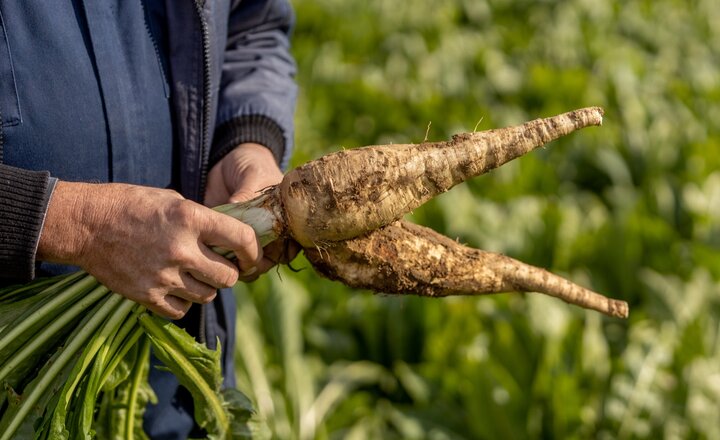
[205,142,299,281]
[37,182,262,319]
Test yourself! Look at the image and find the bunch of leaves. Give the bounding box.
[0,274,258,439]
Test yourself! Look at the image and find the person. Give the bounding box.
[0,0,297,437]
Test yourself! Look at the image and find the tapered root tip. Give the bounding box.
[554,289,628,319]
[566,285,628,319]
[526,279,628,318]
[582,106,604,126]
[530,279,628,319]
[605,298,629,319]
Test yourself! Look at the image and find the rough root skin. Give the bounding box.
[304,220,628,319]
[281,107,604,247]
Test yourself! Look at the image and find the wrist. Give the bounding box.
[233,142,278,161]
[37,181,101,265]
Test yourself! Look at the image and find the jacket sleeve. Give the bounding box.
[210,0,298,170]
[0,164,56,282]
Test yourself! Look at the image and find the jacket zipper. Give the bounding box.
[194,0,213,199]
[194,0,212,345]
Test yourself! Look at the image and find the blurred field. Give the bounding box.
[234,0,720,438]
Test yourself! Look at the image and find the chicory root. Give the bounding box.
[305,220,629,319]
[277,107,604,247]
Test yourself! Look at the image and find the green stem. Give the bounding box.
[0,274,98,351]
[212,193,282,254]
[125,336,150,440]
[0,284,109,384]
[77,308,144,434]
[0,273,87,337]
[81,339,113,432]
[98,307,146,389]
[0,271,84,303]
[0,293,124,440]
[0,277,55,303]
[64,299,137,434]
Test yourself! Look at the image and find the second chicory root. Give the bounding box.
[305,221,629,319]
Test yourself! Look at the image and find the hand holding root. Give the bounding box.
[205,143,293,281]
[305,220,628,319]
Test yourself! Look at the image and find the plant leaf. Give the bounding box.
[138,313,261,439]
[94,336,155,440]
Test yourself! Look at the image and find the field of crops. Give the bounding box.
[234,0,720,438]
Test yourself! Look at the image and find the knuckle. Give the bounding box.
[141,289,187,319]
[199,292,217,304]
[167,189,184,200]
[236,226,259,255]
[153,270,177,287]
[173,200,199,227]
[145,291,166,309]
[166,243,191,265]
[238,225,256,245]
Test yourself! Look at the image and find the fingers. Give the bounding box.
[146,204,258,317]
[190,245,240,288]
[237,239,302,283]
[173,272,219,303]
[263,239,301,265]
[228,189,259,204]
[144,273,218,319]
[199,210,263,273]
[232,231,263,274]
[146,295,192,320]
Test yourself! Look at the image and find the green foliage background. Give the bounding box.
[234,0,720,438]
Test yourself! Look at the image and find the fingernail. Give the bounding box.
[241,267,257,277]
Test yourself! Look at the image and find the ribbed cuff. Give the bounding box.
[0,165,55,282]
[210,115,286,168]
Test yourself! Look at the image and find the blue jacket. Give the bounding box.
[165,0,297,200]
[0,0,297,437]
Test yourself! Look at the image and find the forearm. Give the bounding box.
[0,164,56,282]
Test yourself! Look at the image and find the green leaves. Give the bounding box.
[138,312,257,439]
[94,336,155,440]
[223,388,269,440]
[0,293,121,440]
[0,272,257,439]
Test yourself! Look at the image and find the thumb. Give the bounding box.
[228,189,259,204]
